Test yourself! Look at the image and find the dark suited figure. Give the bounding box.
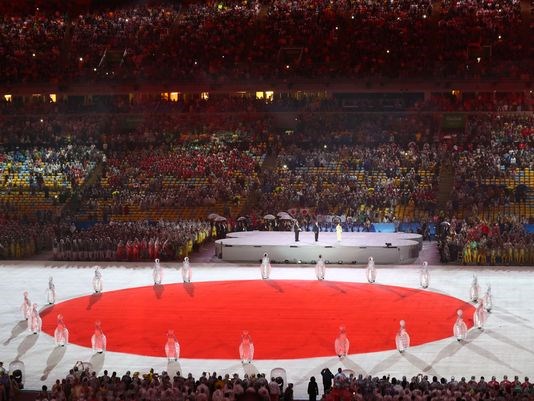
[307,377,319,401]
[320,368,334,394]
[293,221,300,242]
[312,221,320,242]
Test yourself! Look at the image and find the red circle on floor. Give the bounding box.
[40,280,474,359]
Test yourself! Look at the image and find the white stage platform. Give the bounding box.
[215,231,423,264]
[1,252,533,400]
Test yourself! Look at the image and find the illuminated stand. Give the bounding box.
[91,321,107,353]
[239,330,254,364]
[395,320,410,353]
[164,330,180,361]
[334,325,350,359]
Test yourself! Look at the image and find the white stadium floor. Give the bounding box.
[1,243,533,399]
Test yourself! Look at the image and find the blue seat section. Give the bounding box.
[371,223,396,233]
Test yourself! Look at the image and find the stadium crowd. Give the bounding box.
[0,0,531,84]
[3,362,534,401]
[437,216,534,265]
[259,141,438,216]
[0,109,531,263]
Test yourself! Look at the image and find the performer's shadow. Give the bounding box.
[242,362,259,376]
[153,284,165,299]
[166,360,182,377]
[183,283,195,298]
[266,280,284,293]
[87,293,103,310]
[17,332,39,359]
[464,330,519,372]
[340,357,367,375]
[221,362,246,375]
[90,352,105,373]
[402,352,437,375]
[323,281,347,294]
[429,339,465,366]
[368,352,403,376]
[491,307,533,327]
[294,357,362,386]
[483,328,534,356]
[41,346,66,381]
[3,321,27,345]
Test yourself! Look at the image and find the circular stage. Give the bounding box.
[215,231,423,265]
[41,280,473,359]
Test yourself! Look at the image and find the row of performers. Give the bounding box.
[262,254,493,306]
[28,257,492,308]
[20,311,488,363]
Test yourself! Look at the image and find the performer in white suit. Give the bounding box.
[474,298,488,329]
[182,257,192,283]
[453,309,468,341]
[366,257,376,283]
[315,255,326,280]
[260,253,271,280]
[470,274,480,302]
[164,330,180,361]
[28,303,42,334]
[54,314,69,346]
[420,261,429,289]
[239,330,254,364]
[91,321,107,353]
[21,291,32,320]
[153,258,163,285]
[47,277,56,305]
[484,284,493,312]
[93,266,103,293]
[334,325,349,358]
[395,320,410,353]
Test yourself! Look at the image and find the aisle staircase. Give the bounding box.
[437,162,455,210]
[239,152,278,216]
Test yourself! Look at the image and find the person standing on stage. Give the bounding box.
[336,223,342,242]
[293,220,301,242]
[313,221,320,242]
